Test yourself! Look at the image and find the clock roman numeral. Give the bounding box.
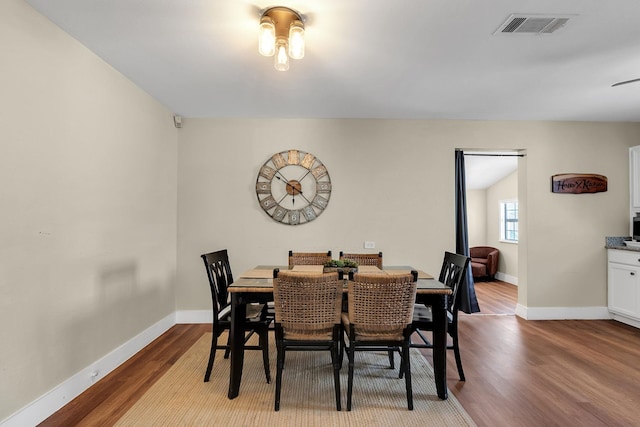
[271,153,286,169]
[272,207,288,221]
[288,210,300,225]
[317,182,331,193]
[287,150,300,165]
[311,165,327,179]
[302,206,316,221]
[259,166,276,180]
[256,182,271,194]
[300,153,316,169]
[312,195,329,210]
[260,196,276,210]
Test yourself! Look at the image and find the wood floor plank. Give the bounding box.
[39,281,640,426]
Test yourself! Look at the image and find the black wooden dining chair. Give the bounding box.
[200,249,271,383]
[342,271,417,410]
[409,251,470,381]
[288,250,332,266]
[339,251,383,269]
[272,269,344,411]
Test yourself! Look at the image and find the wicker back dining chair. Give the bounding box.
[272,269,344,411]
[339,251,383,269]
[410,251,470,381]
[288,250,332,266]
[342,271,418,411]
[200,249,271,384]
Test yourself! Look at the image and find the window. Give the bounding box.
[500,200,518,243]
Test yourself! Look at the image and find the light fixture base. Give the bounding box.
[258,6,305,71]
[261,7,304,39]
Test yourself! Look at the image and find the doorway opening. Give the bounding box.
[463,150,523,315]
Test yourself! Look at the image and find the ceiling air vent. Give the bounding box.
[494,14,573,35]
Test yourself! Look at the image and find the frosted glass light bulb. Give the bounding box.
[288,21,305,60]
[258,17,275,56]
[274,39,289,71]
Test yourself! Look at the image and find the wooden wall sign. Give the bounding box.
[551,173,607,194]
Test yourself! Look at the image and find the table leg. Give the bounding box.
[431,295,449,400]
[228,293,246,399]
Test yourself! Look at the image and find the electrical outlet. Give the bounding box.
[364,241,375,249]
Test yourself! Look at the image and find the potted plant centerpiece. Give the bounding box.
[323,259,358,274]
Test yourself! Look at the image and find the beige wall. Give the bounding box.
[0,0,177,419]
[522,126,635,307]
[486,171,519,280]
[467,189,487,247]
[177,119,638,313]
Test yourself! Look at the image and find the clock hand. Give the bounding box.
[275,171,308,196]
[274,174,300,194]
[276,192,309,207]
[275,169,312,206]
[275,186,311,207]
[274,185,302,206]
[274,171,290,184]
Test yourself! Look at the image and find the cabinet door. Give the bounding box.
[630,146,640,210]
[608,262,640,317]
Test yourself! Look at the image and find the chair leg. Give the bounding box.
[451,330,466,381]
[387,348,395,369]
[331,343,342,411]
[204,330,219,382]
[346,343,355,411]
[275,341,284,411]
[258,326,271,384]
[402,342,414,410]
[339,331,346,369]
[223,333,231,359]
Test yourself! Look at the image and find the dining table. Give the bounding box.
[227,265,452,400]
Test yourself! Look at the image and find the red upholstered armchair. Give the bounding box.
[469,246,499,280]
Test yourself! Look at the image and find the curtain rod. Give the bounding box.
[463,153,525,157]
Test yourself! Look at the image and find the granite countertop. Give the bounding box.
[605,236,640,252]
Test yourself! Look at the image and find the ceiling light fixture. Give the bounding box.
[258,7,305,71]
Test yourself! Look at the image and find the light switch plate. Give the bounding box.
[364,241,375,249]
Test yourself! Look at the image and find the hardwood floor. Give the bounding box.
[39,324,210,426]
[40,280,640,426]
[420,280,640,426]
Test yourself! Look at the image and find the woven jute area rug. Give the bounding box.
[115,333,476,426]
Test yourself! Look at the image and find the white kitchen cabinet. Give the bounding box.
[608,249,640,328]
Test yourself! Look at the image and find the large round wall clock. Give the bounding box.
[256,149,332,225]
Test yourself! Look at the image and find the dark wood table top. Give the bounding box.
[229,266,450,295]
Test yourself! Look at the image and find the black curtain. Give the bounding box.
[455,150,480,313]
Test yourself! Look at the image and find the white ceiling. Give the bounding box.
[464,152,519,190]
[24,0,640,121]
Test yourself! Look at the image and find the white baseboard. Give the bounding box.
[515,304,611,320]
[610,313,640,329]
[495,272,517,285]
[176,309,211,324]
[1,313,175,427]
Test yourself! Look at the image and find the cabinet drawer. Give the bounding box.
[608,249,640,266]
